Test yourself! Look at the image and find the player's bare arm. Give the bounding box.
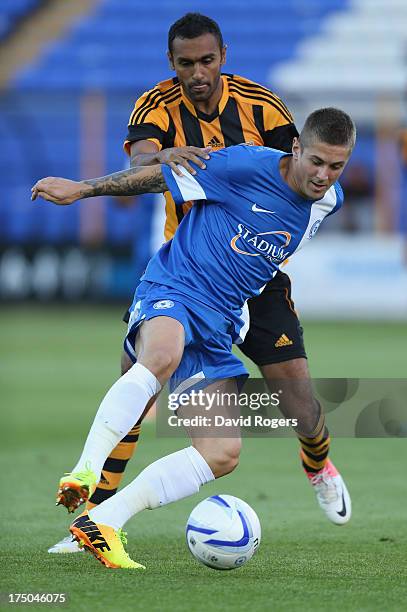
[130,140,211,176]
[31,165,169,206]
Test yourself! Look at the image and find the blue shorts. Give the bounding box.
[124,280,248,392]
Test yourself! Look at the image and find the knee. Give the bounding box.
[195,439,241,478]
[213,442,241,477]
[121,346,179,380]
[141,348,180,380]
[219,449,240,477]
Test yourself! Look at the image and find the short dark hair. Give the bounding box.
[300,107,356,151]
[168,13,223,54]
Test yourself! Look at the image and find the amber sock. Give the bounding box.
[297,411,331,474]
[86,420,141,509]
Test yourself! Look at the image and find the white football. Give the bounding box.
[186,494,261,570]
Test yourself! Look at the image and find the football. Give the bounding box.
[186,494,261,570]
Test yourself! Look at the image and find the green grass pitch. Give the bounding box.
[1,306,406,611]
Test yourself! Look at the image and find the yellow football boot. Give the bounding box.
[70,512,145,570]
[56,465,97,513]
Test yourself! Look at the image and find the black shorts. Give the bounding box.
[123,270,306,366]
[238,271,307,366]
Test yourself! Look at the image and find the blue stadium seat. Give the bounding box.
[0,0,40,40]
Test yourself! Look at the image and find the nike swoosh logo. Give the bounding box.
[337,493,347,517]
[251,204,275,214]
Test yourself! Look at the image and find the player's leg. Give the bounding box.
[85,350,150,511]
[70,378,242,568]
[87,377,241,525]
[259,357,350,525]
[48,349,147,554]
[260,357,327,465]
[69,326,247,568]
[50,293,183,551]
[56,315,185,513]
[239,271,351,524]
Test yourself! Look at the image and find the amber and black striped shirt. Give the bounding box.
[124,73,298,240]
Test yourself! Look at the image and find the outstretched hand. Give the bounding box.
[31,177,82,205]
[157,146,212,176]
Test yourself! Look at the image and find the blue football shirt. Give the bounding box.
[142,145,343,318]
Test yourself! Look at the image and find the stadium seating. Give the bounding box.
[1,0,350,246]
[13,0,349,91]
[272,0,407,111]
[0,0,40,40]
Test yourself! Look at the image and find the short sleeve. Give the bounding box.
[123,89,170,154]
[161,148,229,204]
[330,183,344,214]
[262,99,298,152]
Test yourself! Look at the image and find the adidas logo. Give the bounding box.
[207,136,224,148]
[274,334,293,348]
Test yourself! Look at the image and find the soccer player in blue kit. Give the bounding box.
[33,107,356,569]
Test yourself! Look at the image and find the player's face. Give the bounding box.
[168,33,226,105]
[293,138,352,199]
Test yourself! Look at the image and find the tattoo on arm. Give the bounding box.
[81,165,168,198]
[130,152,158,168]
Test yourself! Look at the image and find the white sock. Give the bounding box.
[89,446,214,530]
[71,363,160,480]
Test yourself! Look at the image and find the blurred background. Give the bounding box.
[0,0,406,319]
[1,5,406,605]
